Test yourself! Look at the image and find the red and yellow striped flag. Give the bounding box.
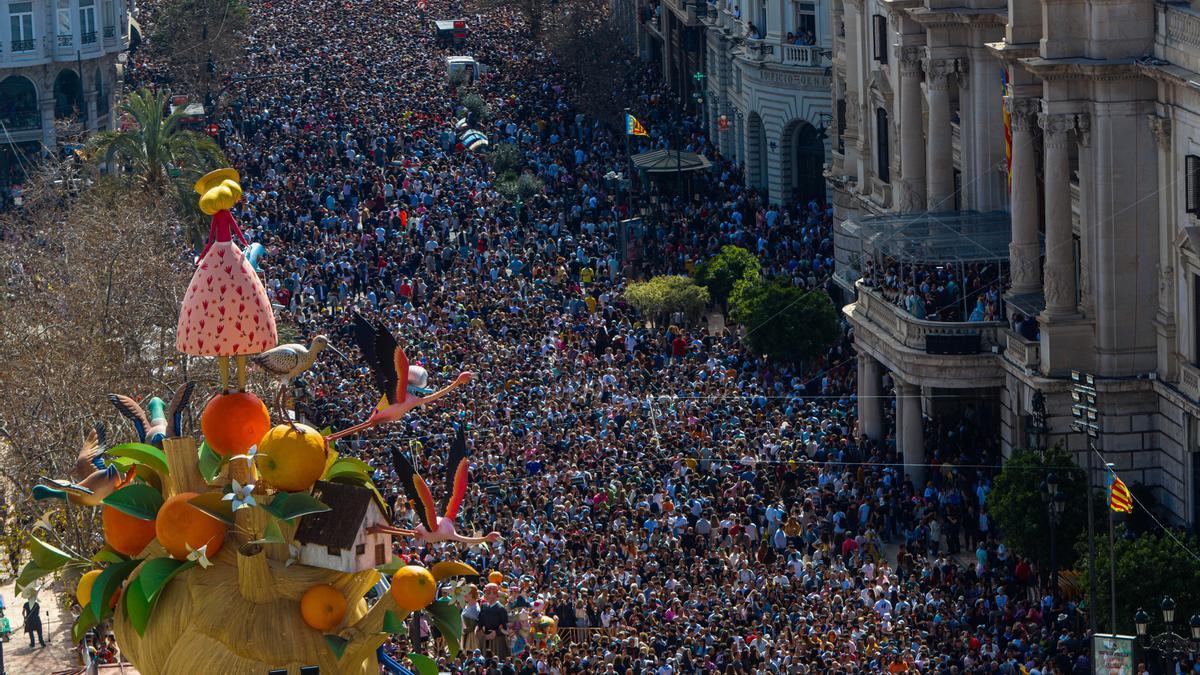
[1108,473,1133,513]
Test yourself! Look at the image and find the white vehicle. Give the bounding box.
[445,56,485,83]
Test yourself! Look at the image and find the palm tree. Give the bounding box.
[89,88,226,243]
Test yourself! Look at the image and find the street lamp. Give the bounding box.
[1028,389,1048,452]
[1041,471,1064,591]
[1133,598,1197,674]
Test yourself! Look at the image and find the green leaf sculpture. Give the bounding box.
[107,443,171,479]
[324,634,349,660]
[408,653,438,675]
[102,483,165,521]
[197,441,224,483]
[72,608,99,643]
[383,609,408,635]
[427,597,463,658]
[265,491,330,521]
[90,559,140,620]
[29,535,72,570]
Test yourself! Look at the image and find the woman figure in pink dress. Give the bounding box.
[176,168,277,393]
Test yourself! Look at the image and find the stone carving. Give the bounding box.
[899,47,923,77]
[956,57,970,89]
[1009,242,1040,288]
[1039,112,1075,148]
[1075,113,1091,147]
[1159,264,1175,311]
[1043,261,1070,311]
[896,180,925,213]
[844,91,860,128]
[1006,98,1040,132]
[1148,114,1172,149]
[923,57,956,89]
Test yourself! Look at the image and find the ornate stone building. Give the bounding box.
[834,0,1200,526]
[0,0,129,194]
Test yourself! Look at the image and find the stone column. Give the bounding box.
[1039,112,1078,319]
[1007,97,1042,295]
[924,57,956,210]
[40,95,57,149]
[896,380,926,488]
[897,47,926,213]
[857,356,883,440]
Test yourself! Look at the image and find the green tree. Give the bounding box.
[990,446,1089,572]
[488,142,523,177]
[1079,523,1200,634]
[460,91,491,125]
[695,246,762,307]
[625,275,710,325]
[89,89,226,243]
[732,282,839,364]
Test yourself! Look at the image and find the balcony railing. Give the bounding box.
[781,43,820,66]
[1181,362,1200,401]
[0,111,43,131]
[855,281,1005,353]
[12,38,35,52]
[740,38,824,68]
[1005,330,1040,372]
[81,31,96,44]
[103,25,115,38]
[58,34,73,47]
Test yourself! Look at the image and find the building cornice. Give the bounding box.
[1018,56,1144,81]
[905,6,1007,28]
[1135,58,1197,87]
[985,40,1038,63]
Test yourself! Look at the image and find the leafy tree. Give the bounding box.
[732,282,839,364]
[488,142,523,177]
[89,89,225,243]
[1078,523,1200,634]
[625,275,710,325]
[496,172,544,203]
[149,0,248,93]
[460,92,491,125]
[695,246,761,307]
[990,446,1089,572]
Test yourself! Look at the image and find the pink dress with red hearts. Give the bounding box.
[176,210,277,356]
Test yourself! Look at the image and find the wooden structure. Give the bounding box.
[294,481,392,573]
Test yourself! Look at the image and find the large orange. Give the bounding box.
[256,423,328,491]
[201,392,270,456]
[76,569,102,606]
[155,492,227,561]
[103,505,158,557]
[390,565,437,611]
[300,583,347,631]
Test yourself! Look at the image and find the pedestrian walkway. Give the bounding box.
[0,576,81,672]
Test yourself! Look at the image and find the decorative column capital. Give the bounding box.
[1006,97,1040,132]
[1147,114,1172,150]
[922,57,956,89]
[1074,113,1090,147]
[899,46,924,77]
[1038,112,1075,148]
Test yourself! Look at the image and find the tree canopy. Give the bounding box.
[990,446,1089,572]
[625,275,710,324]
[695,246,762,307]
[731,282,840,364]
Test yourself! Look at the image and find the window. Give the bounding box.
[102,0,113,35]
[9,2,34,50]
[794,1,815,41]
[375,542,386,565]
[57,0,71,43]
[1193,275,1200,364]
[355,543,366,555]
[326,545,339,556]
[1187,155,1200,215]
[876,108,890,183]
[872,15,888,64]
[79,0,95,42]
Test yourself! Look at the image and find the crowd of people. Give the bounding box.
[861,258,1004,323]
[114,0,1117,671]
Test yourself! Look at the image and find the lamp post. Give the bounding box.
[1070,370,1100,645]
[1133,598,1200,674]
[1040,471,1064,592]
[1028,389,1048,453]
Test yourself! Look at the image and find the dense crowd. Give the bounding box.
[861,258,1004,323]
[118,0,1112,672]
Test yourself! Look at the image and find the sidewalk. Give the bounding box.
[0,576,82,673]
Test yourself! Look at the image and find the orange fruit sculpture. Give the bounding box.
[390,565,437,612]
[256,423,328,491]
[300,583,348,631]
[201,392,270,456]
[103,505,158,556]
[155,491,227,560]
[76,569,102,606]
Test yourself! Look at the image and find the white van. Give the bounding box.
[445,56,484,83]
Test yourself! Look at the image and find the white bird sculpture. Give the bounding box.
[249,335,346,424]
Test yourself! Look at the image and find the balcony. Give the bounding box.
[1180,362,1200,402]
[81,31,96,44]
[58,34,73,47]
[0,111,43,132]
[103,26,115,39]
[845,281,1008,388]
[739,38,825,69]
[1005,330,1040,373]
[11,38,36,52]
[781,44,820,66]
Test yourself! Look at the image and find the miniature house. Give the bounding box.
[293,480,392,573]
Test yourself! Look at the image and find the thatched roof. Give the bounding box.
[294,481,383,550]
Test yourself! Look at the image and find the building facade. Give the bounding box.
[0,0,128,192]
[833,0,1200,526]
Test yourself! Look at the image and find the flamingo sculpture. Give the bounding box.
[325,313,472,442]
[370,428,501,546]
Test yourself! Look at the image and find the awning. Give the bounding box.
[631,148,712,173]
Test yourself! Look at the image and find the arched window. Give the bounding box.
[0,75,40,130]
[54,69,86,121]
[876,107,890,183]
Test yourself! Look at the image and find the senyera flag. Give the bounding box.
[626,114,649,137]
[1108,471,1133,513]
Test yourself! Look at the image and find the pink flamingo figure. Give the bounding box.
[326,313,472,442]
[370,429,501,546]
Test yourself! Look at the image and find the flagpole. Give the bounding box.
[1106,462,1118,634]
